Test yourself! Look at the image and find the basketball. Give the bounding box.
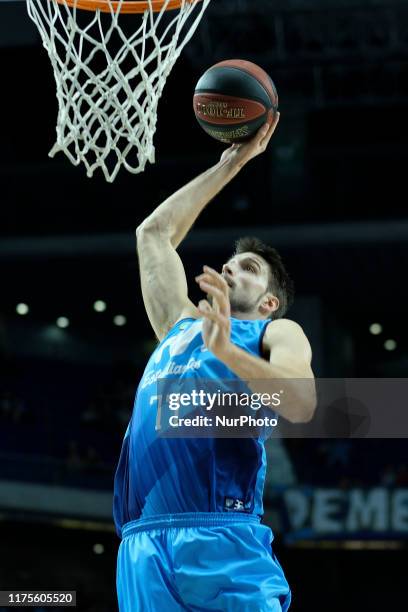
[193,59,278,144]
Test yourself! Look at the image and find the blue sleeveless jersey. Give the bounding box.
[113,317,271,537]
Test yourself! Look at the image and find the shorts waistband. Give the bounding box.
[120,512,261,538]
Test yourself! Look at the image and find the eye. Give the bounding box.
[245,265,255,272]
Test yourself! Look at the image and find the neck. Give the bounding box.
[230,310,264,321]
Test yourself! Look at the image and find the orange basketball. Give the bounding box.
[193,59,278,144]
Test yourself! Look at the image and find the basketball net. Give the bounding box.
[26,0,211,182]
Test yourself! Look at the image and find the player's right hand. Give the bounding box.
[219,111,280,169]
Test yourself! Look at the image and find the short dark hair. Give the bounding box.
[234,236,294,319]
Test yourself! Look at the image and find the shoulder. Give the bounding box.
[261,318,312,359]
[264,318,306,339]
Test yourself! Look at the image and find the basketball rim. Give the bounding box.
[56,0,203,14]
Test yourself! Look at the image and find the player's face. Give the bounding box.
[221,252,275,317]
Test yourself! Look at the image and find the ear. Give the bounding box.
[259,293,279,317]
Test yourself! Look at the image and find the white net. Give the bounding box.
[26,0,211,182]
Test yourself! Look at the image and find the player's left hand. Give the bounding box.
[195,265,232,359]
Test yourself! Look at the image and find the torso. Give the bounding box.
[113,316,273,536]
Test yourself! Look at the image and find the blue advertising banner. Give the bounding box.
[274,486,408,543]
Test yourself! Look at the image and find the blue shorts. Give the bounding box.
[116,512,291,611]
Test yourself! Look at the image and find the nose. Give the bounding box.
[222,263,233,276]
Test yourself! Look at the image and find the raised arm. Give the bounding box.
[136,115,280,340]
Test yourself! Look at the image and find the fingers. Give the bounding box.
[251,123,269,146]
[198,299,211,313]
[266,110,280,136]
[198,280,229,315]
[221,111,280,166]
[195,266,230,316]
[271,110,281,128]
[257,111,280,148]
[262,111,280,143]
[196,266,228,291]
[198,300,229,327]
[238,110,280,157]
[195,268,229,300]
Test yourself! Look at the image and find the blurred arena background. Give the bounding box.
[1,0,408,610]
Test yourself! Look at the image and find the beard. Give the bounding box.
[207,287,267,316]
[229,289,263,315]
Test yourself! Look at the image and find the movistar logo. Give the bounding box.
[153,320,203,364]
[141,358,202,388]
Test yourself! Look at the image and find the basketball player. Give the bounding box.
[114,113,315,611]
